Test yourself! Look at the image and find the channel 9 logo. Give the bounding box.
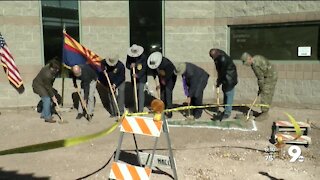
[264,145,304,162]
[288,145,304,162]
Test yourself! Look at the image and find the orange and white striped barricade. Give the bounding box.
[272,121,310,135]
[271,121,311,144]
[275,133,311,147]
[109,162,152,180]
[109,113,178,180]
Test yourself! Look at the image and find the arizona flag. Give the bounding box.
[0,33,24,89]
[62,31,103,72]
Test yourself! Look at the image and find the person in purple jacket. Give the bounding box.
[174,62,209,119]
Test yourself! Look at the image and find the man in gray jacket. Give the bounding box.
[72,64,97,121]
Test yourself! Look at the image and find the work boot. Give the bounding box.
[194,113,201,120]
[86,114,93,121]
[109,114,117,118]
[185,115,195,121]
[165,112,172,119]
[45,117,56,123]
[76,113,83,119]
[255,112,269,121]
[219,113,230,121]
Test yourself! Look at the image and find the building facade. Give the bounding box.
[1,1,320,108]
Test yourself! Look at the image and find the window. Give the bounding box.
[230,22,320,60]
[129,0,163,56]
[41,0,79,64]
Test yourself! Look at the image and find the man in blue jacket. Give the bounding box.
[100,54,125,117]
[126,44,147,112]
[147,52,177,118]
[209,48,238,120]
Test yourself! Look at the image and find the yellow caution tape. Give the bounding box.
[0,122,119,156]
[127,103,269,116]
[154,113,162,121]
[284,112,302,139]
[0,103,268,156]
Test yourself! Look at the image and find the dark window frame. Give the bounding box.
[41,0,80,65]
[229,21,320,61]
[129,0,163,56]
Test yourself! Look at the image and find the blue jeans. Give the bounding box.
[223,88,235,115]
[41,96,52,120]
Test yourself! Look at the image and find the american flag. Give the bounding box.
[0,33,23,88]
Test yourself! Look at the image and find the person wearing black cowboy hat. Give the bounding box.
[147,52,177,118]
[32,57,61,123]
[126,44,148,112]
[174,62,209,119]
[101,53,126,117]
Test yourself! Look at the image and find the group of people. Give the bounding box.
[32,44,278,123]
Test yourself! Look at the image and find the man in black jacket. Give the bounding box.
[147,52,177,118]
[126,44,147,112]
[209,48,238,120]
[174,62,209,119]
[32,58,60,123]
[72,64,97,120]
[100,54,125,117]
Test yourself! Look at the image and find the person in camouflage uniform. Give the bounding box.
[240,52,278,121]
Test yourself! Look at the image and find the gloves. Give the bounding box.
[160,78,166,85]
[112,84,117,92]
[52,96,58,104]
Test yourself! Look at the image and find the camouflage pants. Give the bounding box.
[260,80,277,113]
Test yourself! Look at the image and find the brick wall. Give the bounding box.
[0,1,319,108]
[165,1,320,108]
[0,1,42,108]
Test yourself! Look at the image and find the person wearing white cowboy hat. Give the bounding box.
[147,51,177,118]
[126,44,148,112]
[100,53,126,117]
[174,62,209,120]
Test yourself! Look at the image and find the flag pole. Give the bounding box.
[61,24,66,107]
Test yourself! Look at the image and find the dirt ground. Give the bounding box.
[0,103,319,180]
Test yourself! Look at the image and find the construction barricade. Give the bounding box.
[271,120,311,147]
[109,112,178,180]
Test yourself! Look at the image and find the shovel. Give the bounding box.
[54,101,68,124]
[246,95,258,121]
[76,87,91,121]
[185,100,194,121]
